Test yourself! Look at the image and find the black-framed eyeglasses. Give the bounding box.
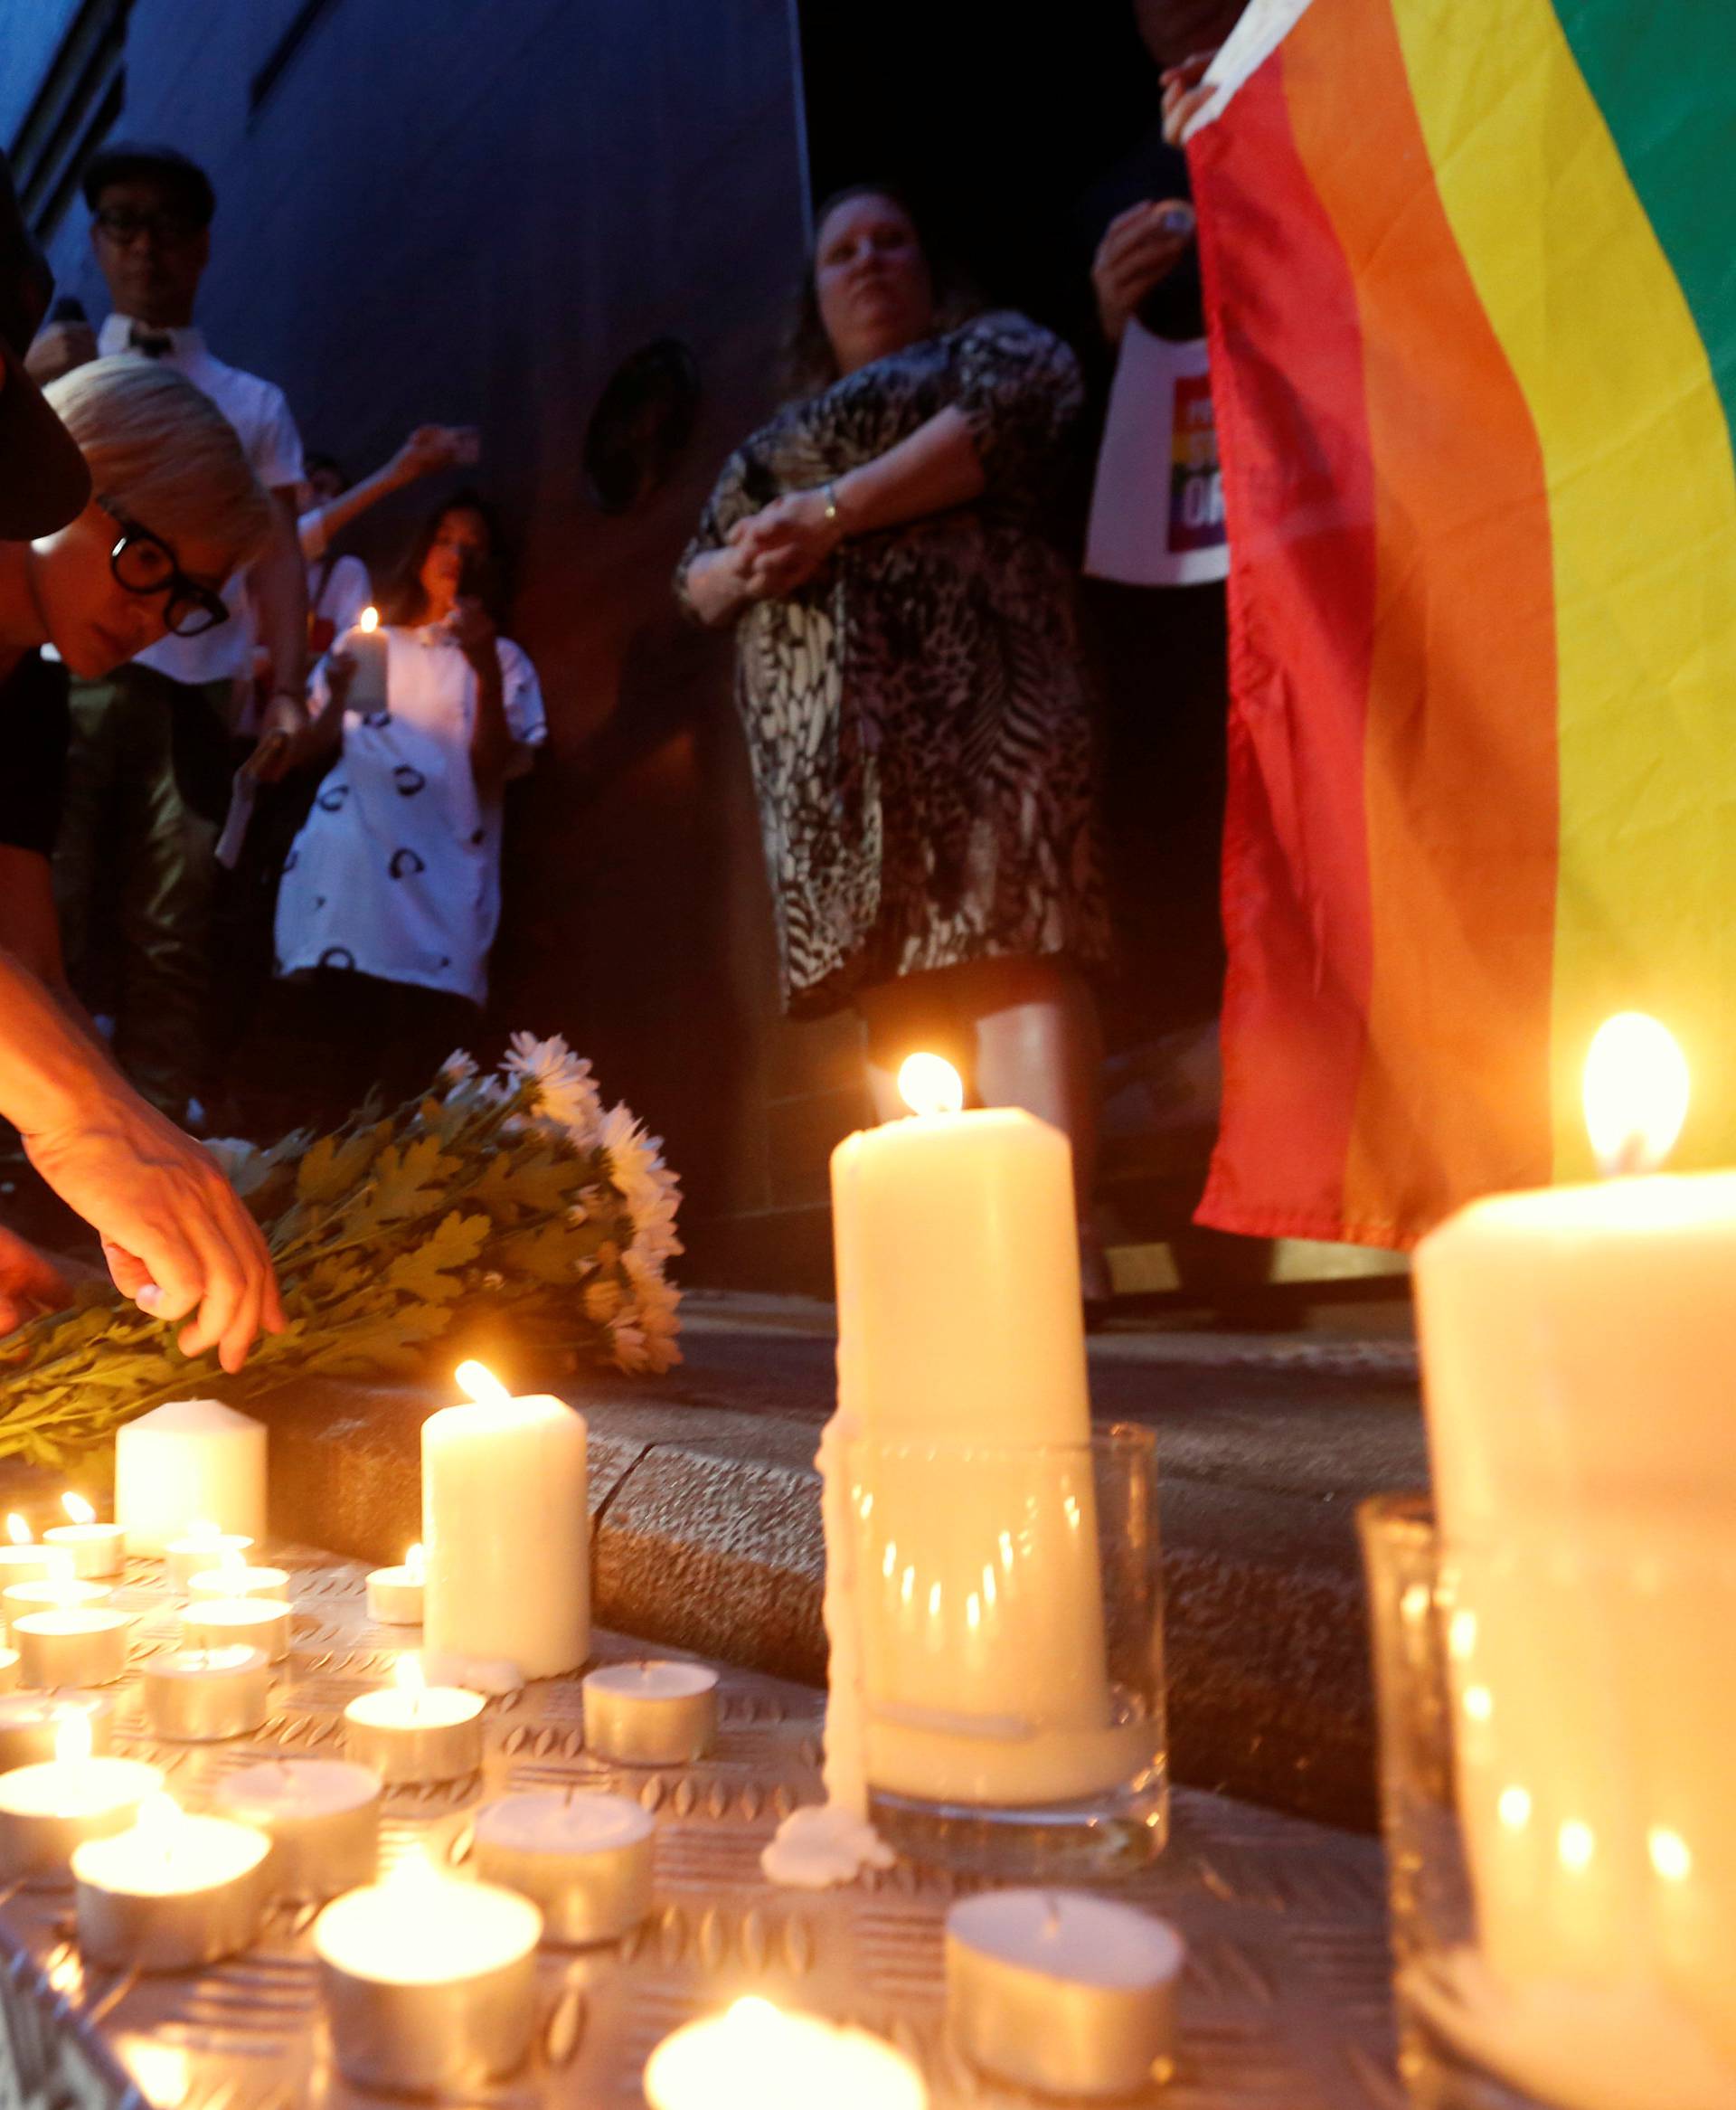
[100,501,229,638]
[92,205,203,250]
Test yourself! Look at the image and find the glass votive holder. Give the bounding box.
[1360,1492,1736,2110]
[846,1423,1165,1879]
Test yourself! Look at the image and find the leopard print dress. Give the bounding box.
[677,310,1109,1019]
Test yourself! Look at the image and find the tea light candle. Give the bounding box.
[43,1493,126,1579]
[366,1542,424,1625]
[143,1645,270,1742]
[114,1398,267,1555]
[0,1693,112,1770]
[945,1889,1183,2099]
[0,1710,161,1885]
[212,1758,382,1900]
[315,1850,542,2093]
[344,1655,484,1783]
[644,1998,928,2110]
[582,1661,718,1765]
[187,1557,291,1603]
[183,1596,290,1663]
[165,1521,253,1592]
[0,1515,50,1587]
[3,1573,110,1638]
[13,1606,132,1689]
[472,1790,654,1944]
[73,1793,270,1972]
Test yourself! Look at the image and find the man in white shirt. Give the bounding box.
[50,143,307,1123]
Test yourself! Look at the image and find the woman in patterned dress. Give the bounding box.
[677,186,1110,1292]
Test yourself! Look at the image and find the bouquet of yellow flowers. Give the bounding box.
[0,1035,681,1467]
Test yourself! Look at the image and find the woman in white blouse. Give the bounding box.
[269,493,545,1115]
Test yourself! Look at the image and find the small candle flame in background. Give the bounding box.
[53,1708,93,1765]
[387,1840,440,1890]
[357,604,380,633]
[218,1543,246,1578]
[61,1492,95,1527]
[45,1547,75,1604]
[405,1542,425,1583]
[898,1052,964,1119]
[1584,1012,1689,1177]
[186,1519,219,1546]
[136,1793,182,1858]
[394,1651,426,1717]
[6,1514,30,1547]
[456,1360,513,1407]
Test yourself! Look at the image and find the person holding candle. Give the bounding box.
[675,186,1111,1298]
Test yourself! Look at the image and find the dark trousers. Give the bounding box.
[242,969,481,1135]
[54,665,231,1116]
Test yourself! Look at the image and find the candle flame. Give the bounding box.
[898,1052,964,1119]
[61,1492,95,1527]
[357,604,380,633]
[53,1708,93,1764]
[393,1651,425,1693]
[387,1841,439,1890]
[5,1514,29,1547]
[219,1543,246,1576]
[186,1519,219,1545]
[45,1547,75,1601]
[136,1793,182,1847]
[455,1359,512,1407]
[406,1542,425,1582]
[1584,1013,1689,1176]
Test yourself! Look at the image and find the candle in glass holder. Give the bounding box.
[582,1661,717,1765]
[114,1398,266,1556]
[644,1998,928,2110]
[314,1846,542,2093]
[945,1889,1183,2099]
[143,1644,270,1742]
[183,1595,290,1663]
[0,1693,112,1770]
[472,1790,654,1943]
[0,1514,50,1588]
[44,1493,126,1579]
[212,1758,382,1901]
[0,1709,161,1885]
[13,1604,132,1689]
[366,1542,424,1625]
[344,1654,483,1783]
[73,1792,270,1971]
[165,1520,253,1593]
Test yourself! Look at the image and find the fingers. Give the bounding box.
[103,1242,151,1298]
[1160,47,1216,87]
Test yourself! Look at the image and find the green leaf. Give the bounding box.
[297,1122,390,1206]
[382,1212,489,1302]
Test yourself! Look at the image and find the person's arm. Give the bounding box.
[0,951,284,1370]
[450,602,516,799]
[248,486,310,774]
[681,541,759,629]
[297,427,472,561]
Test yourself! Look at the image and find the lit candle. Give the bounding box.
[43,1492,126,1578]
[3,1548,111,1638]
[143,1644,271,1742]
[343,1653,484,1784]
[1413,1014,1736,2090]
[945,1889,1183,2098]
[0,1514,50,1587]
[0,1709,161,1885]
[582,1661,717,1765]
[472,1789,654,1944]
[183,1594,291,1663]
[356,603,380,632]
[314,1847,542,2093]
[421,1361,588,1681]
[186,1549,290,1602]
[164,1519,253,1592]
[0,1693,113,1770]
[366,1541,424,1625]
[212,1758,382,1901]
[13,1603,133,1689]
[114,1398,267,1555]
[643,1998,927,2110]
[72,1791,270,1972]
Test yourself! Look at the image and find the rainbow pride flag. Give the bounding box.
[1189,0,1736,1249]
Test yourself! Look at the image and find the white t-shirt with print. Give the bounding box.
[274,623,546,1005]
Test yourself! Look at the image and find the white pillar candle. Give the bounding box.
[165,1523,253,1592]
[472,1790,654,1944]
[212,1758,382,1901]
[183,1596,290,1663]
[14,1607,132,1688]
[0,1711,160,1885]
[344,1657,484,1783]
[367,1542,424,1625]
[644,1997,928,2110]
[44,1494,126,1578]
[143,1645,271,1742]
[115,1399,267,1556]
[187,1560,290,1603]
[73,1794,270,1972]
[1418,1171,1736,2073]
[315,1852,542,2093]
[0,1694,113,1770]
[945,1889,1183,2099]
[582,1661,717,1765]
[422,1363,588,1681]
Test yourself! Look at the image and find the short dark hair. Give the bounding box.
[388,488,510,627]
[82,142,216,226]
[778,182,981,402]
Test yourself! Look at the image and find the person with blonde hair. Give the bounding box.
[0,346,283,1367]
